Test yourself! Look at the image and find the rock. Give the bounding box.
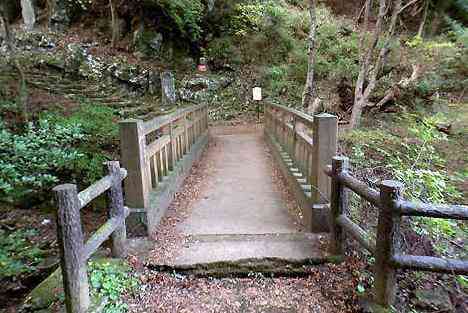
[20,0,36,31]
[23,267,62,311]
[414,287,454,311]
[161,71,177,105]
[65,43,86,74]
[134,29,163,57]
[207,0,216,13]
[179,74,233,102]
[148,70,162,96]
[49,0,71,32]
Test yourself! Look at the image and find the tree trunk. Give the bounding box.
[418,0,429,37]
[302,0,317,112]
[109,0,118,48]
[350,0,402,129]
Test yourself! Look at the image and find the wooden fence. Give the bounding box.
[264,103,338,232]
[120,104,209,234]
[326,156,468,307]
[53,161,128,313]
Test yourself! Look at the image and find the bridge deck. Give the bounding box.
[131,125,328,267]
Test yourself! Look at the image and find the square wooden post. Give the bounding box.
[119,119,149,209]
[375,180,404,307]
[105,161,127,258]
[328,156,349,255]
[53,184,90,313]
[310,113,337,232]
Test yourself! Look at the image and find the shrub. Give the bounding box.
[0,229,44,279]
[0,104,118,207]
[149,0,205,42]
[0,119,86,206]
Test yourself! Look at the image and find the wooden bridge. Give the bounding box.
[53,103,468,313]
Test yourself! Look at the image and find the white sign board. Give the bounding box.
[253,87,262,101]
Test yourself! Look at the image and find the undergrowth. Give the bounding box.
[343,111,465,258]
[88,261,138,313]
[0,229,44,279]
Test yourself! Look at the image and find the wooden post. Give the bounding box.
[311,113,338,204]
[329,156,349,255]
[119,119,149,209]
[105,161,127,258]
[375,180,404,307]
[53,184,90,313]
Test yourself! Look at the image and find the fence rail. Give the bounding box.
[326,156,468,307]
[53,161,128,313]
[120,103,209,234]
[264,103,337,231]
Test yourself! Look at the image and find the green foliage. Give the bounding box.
[89,261,138,313]
[206,37,242,65]
[0,104,118,207]
[343,112,464,255]
[0,229,44,279]
[151,0,205,42]
[0,119,86,205]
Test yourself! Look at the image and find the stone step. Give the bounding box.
[169,233,329,266]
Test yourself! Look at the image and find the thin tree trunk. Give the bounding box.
[351,0,402,129]
[418,0,428,37]
[109,0,118,48]
[302,0,317,111]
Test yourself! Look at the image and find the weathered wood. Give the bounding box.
[269,102,314,126]
[53,184,90,313]
[397,201,468,220]
[119,119,150,209]
[325,167,381,206]
[391,254,468,275]
[142,104,207,135]
[337,215,376,254]
[311,114,337,204]
[146,134,171,157]
[78,168,127,209]
[374,180,404,307]
[328,156,349,255]
[82,209,130,261]
[106,161,127,258]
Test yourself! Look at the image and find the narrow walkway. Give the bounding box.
[169,126,328,265]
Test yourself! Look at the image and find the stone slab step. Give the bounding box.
[171,232,329,266]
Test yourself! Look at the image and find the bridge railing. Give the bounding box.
[264,103,337,231]
[53,161,128,313]
[326,156,468,308]
[120,104,209,233]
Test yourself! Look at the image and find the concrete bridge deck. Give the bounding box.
[131,125,329,267]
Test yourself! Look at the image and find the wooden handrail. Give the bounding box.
[267,102,314,125]
[326,155,468,308]
[142,103,208,135]
[396,200,468,220]
[119,103,209,234]
[264,103,338,232]
[53,161,129,313]
[78,168,127,209]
